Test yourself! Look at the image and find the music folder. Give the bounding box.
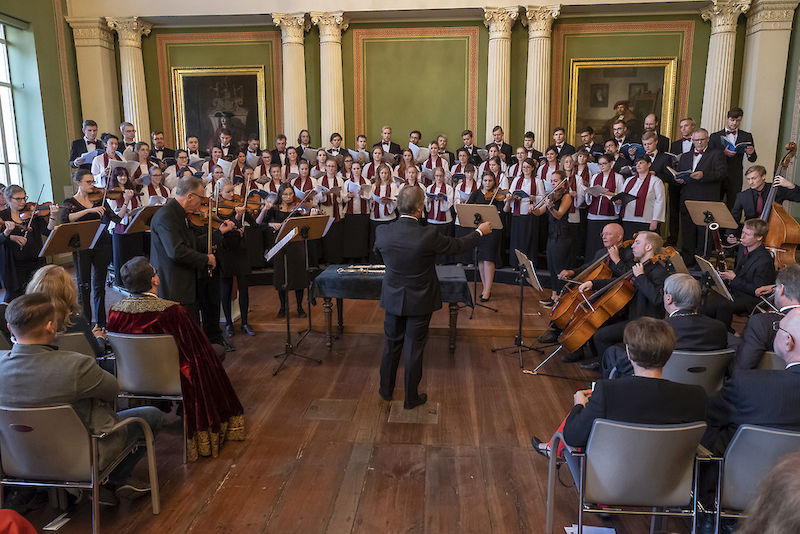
[685,200,738,229]
[39,220,103,258]
[695,255,734,301]
[123,205,162,234]
[454,203,503,230]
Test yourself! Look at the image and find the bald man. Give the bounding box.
[703,308,800,453]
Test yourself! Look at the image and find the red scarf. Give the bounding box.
[539,161,554,182]
[624,174,652,217]
[233,164,245,178]
[295,177,313,192]
[510,176,536,216]
[373,183,392,218]
[589,172,616,216]
[365,162,377,181]
[321,175,340,222]
[453,163,465,175]
[147,184,168,198]
[578,166,590,187]
[459,179,478,196]
[259,162,269,176]
[103,152,120,167]
[568,173,578,214]
[346,174,369,214]
[431,183,448,222]
[266,180,281,193]
[511,162,523,178]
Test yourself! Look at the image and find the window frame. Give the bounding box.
[0,25,22,186]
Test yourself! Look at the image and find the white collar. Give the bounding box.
[781,305,800,313]
[786,361,800,370]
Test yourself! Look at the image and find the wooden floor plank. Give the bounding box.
[324,442,373,534]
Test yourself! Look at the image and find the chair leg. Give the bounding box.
[715,459,724,534]
[141,420,160,515]
[91,437,100,534]
[182,401,188,465]
[578,456,586,534]
[545,434,561,534]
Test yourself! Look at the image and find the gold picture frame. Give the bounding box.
[567,57,678,145]
[171,66,267,152]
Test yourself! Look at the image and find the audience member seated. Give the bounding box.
[702,308,800,454]
[530,317,707,479]
[736,450,800,534]
[0,293,162,505]
[0,510,37,534]
[734,264,800,371]
[600,273,729,378]
[107,256,245,461]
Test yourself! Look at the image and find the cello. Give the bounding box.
[761,142,798,269]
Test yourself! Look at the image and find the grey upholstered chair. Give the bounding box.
[55,331,97,356]
[107,333,186,462]
[0,404,159,534]
[662,349,735,395]
[756,350,784,371]
[545,419,707,534]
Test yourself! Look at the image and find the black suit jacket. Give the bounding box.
[649,152,673,183]
[149,199,209,306]
[563,376,707,448]
[374,217,480,316]
[703,365,800,453]
[580,143,605,160]
[667,313,729,352]
[69,138,105,169]
[270,149,288,166]
[654,133,670,154]
[677,149,726,201]
[709,129,757,183]
[730,183,800,224]
[574,245,634,279]
[593,260,668,319]
[185,149,210,160]
[487,142,514,164]
[730,244,776,297]
[669,138,692,156]
[373,141,402,156]
[461,146,483,165]
[149,147,176,162]
[611,156,630,176]
[554,143,576,159]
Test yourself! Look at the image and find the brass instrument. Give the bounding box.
[336,264,386,274]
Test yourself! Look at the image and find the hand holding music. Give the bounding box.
[690,171,703,180]
[578,281,593,293]
[723,148,736,157]
[631,262,644,277]
[92,325,107,340]
[719,270,735,281]
[755,284,775,297]
[557,269,574,281]
[206,254,217,270]
[573,389,592,406]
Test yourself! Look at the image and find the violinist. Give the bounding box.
[259,184,315,318]
[107,167,145,288]
[318,157,346,264]
[466,171,504,301]
[61,169,120,327]
[90,134,122,188]
[0,185,59,301]
[560,154,586,263]
[341,160,371,262]
[585,154,624,259]
[534,171,574,308]
[425,167,455,244]
[141,165,171,206]
[214,178,257,337]
[504,157,542,268]
[619,156,665,239]
[728,165,800,229]
[702,218,777,329]
[369,164,399,262]
[577,231,668,371]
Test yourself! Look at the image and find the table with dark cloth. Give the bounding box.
[312,264,473,353]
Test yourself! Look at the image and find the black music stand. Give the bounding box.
[123,205,162,234]
[454,203,503,318]
[685,200,737,258]
[266,215,328,375]
[694,255,734,301]
[294,215,334,347]
[491,249,543,368]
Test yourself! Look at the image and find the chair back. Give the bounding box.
[0,405,91,482]
[107,333,181,396]
[54,332,96,357]
[584,419,706,507]
[757,351,784,371]
[721,424,800,511]
[662,349,735,395]
[0,333,11,350]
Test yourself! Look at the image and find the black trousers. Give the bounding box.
[112,232,144,288]
[546,235,573,293]
[379,311,431,403]
[622,220,652,240]
[221,275,249,326]
[277,289,304,311]
[73,242,112,327]
[196,274,223,346]
[701,290,759,330]
[680,205,711,264]
[667,183,681,245]
[591,319,628,365]
[3,262,42,303]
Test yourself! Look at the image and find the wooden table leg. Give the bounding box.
[449,302,458,354]
[336,297,344,337]
[323,297,333,350]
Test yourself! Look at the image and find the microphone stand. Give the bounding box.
[470,212,498,319]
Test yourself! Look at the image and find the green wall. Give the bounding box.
[779,7,800,184]
[2,0,80,201]
[509,23,528,148]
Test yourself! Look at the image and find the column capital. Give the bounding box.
[701,0,752,34]
[483,7,520,39]
[522,5,561,38]
[65,17,115,50]
[106,17,152,49]
[272,13,311,45]
[310,12,349,44]
[745,0,799,33]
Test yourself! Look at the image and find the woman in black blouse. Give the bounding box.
[0,185,59,301]
[60,169,120,327]
[466,171,503,301]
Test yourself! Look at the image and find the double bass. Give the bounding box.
[761,142,798,269]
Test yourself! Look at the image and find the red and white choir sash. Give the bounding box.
[422,157,445,186]
[568,174,578,214]
[147,184,169,198]
[430,183,448,222]
[321,176,341,222]
[346,173,369,215]
[458,179,478,198]
[364,162,377,181]
[264,180,281,194]
[103,153,121,167]
[589,172,617,216]
[232,164,245,180]
[624,174,652,217]
[114,194,139,233]
[539,161,555,184]
[452,163,466,175]
[294,177,314,194]
[578,166,591,187]
[373,184,392,218]
[509,176,535,216]
[259,162,269,177]
[509,162,523,178]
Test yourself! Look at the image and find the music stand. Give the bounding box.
[455,203,503,318]
[123,206,162,234]
[491,249,543,368]
[694,255,734,301]
[294,215,335,346]
[685,201,737,258]
[268,215,330,375]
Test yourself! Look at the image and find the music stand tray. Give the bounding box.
[454,204,503,229]
[695,255,734,301]
[685,200,738,229]
[39,220,102,258]
[123,206,162,234]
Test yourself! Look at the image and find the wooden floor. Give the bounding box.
[23,282,694,533]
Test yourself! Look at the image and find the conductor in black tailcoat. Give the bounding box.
[374,187,491,409]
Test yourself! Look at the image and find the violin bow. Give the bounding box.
[23,184,45,235]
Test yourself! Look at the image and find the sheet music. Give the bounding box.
[245,152,261,169]
[266,227,298,262]
[216,158,233,179]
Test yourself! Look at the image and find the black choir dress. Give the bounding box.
[465,190,503,263]
[0,209,49,302]
[262,208,310,290]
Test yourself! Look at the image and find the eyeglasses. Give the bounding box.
[773,321,792,338]
[11,196,27,201]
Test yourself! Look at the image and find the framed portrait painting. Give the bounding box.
[171,67,267,152]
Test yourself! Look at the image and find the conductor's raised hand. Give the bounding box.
[477,221,492,235]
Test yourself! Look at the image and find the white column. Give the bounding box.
[107,17,152,142]
[523,5,560,152]
[65,17,120,134]
[311,12,348,147]
[272,13,310,141]
[483,7,519,145]
[738,0,799,170]
[700,0,752,131]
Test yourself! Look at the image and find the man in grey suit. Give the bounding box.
[374,187,491,409]
[0,293,162,505]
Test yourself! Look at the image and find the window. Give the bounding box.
[0,25,22,186]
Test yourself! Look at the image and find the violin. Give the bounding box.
[762,142,798,268]
[19,202,54,221]
[486,188,507,203]
[557,246,676,353]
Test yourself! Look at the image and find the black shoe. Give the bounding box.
[225,324,235,338]
[242,324,256,336]
[404,393,427,410]
[561,350,584,363]
[297,307,307,318]
[537,330,558,344]
[379,389,392,401]
[221,339,235,352]
[277,308,286,318]
[480,295,490,302]
[114,478,150,501]
[580,359,601,371]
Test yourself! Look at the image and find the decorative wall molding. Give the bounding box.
[522,5,561,38]
[483,7,520,39]
[65,17,115,50]
[701,0,751,34]
[271,13,310,45]
[745,0,799,33]
[310,11,349,44]
[107,17,152,49]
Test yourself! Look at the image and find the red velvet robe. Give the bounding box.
[107,294,244,461]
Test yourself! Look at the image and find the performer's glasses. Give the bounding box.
[773,321,792,338]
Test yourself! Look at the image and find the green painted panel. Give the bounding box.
[509,23,528,148]
[779,8,800,185]
[305,27,321,146]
